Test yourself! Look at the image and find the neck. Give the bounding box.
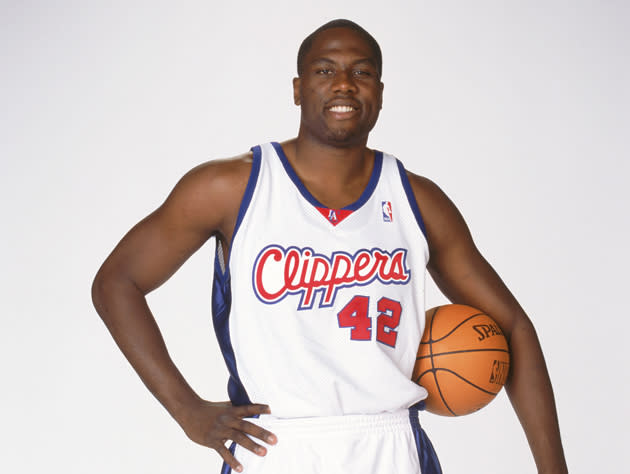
[291,133,371,183]
[280,135,375,209]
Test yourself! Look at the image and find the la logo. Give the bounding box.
[328,209,338,223]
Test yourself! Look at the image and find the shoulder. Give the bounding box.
[404,169,440,196]
[402,168,452,215]
[175,151,254,197]
[158,151,255,236]
[169,151,253,202]
[401,168,473,255]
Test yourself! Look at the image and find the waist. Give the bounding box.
[250,409,418,438]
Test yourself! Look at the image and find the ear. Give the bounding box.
[293,77,301,106]
[378,81,384,110]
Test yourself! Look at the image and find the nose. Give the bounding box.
[332,69,357,94]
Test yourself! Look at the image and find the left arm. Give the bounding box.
[409,173,568,474]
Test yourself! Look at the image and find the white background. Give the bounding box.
[1,1,628,473]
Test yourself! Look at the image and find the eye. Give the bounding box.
[316,68,333,75]
[353,69,370,76]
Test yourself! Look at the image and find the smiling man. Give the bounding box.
[92,19,567,474]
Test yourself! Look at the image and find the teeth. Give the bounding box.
[329,105,354,113]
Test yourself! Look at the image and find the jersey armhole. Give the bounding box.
[214,146,262,279]
[396,159,428,240]
[211,148,261,408]
[227,145,262,259]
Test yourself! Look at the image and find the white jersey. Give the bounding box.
[212,142,430,418]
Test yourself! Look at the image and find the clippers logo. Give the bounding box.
[315,207,353,226]
[382,201,393,222]
[253,245,411,310]
[328,209,338,224]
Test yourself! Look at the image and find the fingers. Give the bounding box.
[227,427,269,456]
[215,410,277,473]
[186,401,277,471]
[230,404,277,445]
[233,403,272,417]
[216,444,243,473]
[229,418,277,447]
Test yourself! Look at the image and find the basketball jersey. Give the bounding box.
[212,142,430,418]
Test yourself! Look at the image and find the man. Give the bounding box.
[92,19,568,474]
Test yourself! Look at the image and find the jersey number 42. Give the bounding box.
[337,295,401,347]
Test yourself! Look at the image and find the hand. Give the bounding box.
[178,399,277,473]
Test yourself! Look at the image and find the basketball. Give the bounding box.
[413,304,510,416]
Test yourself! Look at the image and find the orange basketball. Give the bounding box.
[413,304,510,416]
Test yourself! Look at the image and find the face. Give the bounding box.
[293,27,384,147]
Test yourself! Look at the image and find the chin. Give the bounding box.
[323,128,366,147]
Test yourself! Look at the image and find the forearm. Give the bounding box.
[91,271,200,424]
[506,318,568,474]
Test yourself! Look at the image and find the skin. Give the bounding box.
[92,27,568,473]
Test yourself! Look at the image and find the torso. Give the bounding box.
[212,141,431,417]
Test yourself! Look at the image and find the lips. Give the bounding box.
[325,100,360,119]
[328,105,355,113]
[325,99,360,113]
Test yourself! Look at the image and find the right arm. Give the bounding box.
[408,173,567,473]
[91,155,276,473]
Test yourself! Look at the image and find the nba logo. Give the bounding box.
[382,201,393,222]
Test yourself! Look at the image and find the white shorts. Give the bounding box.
[222,406,441,474]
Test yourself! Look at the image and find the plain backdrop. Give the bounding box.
[1,1,628,473]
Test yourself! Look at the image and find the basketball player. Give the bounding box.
[92,20,568,474]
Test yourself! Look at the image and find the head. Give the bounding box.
[297,19,382,80]
[293,20,384,147]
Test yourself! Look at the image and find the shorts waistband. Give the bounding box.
[250,409,416,438]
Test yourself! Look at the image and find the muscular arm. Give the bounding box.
[409,173,568,474]
[92,155,275,472]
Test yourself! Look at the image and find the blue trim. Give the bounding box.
[396,160,428,239]
[210,149,262,408]
[271,141,383,212]
[229,146,262,259]
[409,405,443,474]
[412,400,426,411]
[211,254,251,406]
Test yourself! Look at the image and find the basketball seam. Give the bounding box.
[416,348,510,360]
[425,313,487,343]
[431,368,501,396]
[428,306,455,416]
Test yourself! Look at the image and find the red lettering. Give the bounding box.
[354,251,378,282]
[338,295,371,340]
[284,249,300,290]
[389,251,407,280]
[302,256,330,307]
[374,251,390,280]
[376,297,402,347]
[253,246,410,308]
[298,249,312,288]
[322,253,352,305]
[254,247,286,301]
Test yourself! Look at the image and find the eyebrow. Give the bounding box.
[310,57,378,68]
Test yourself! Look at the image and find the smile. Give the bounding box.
[327,105,358,114]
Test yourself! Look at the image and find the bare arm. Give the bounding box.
[409,173,568,474]
[92,155,276,473]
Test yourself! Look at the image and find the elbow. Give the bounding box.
[91,266,113,317]
[91,263,144,324]
[508,312,539,343]
[91,264,130,320]
[91,270,104,311]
